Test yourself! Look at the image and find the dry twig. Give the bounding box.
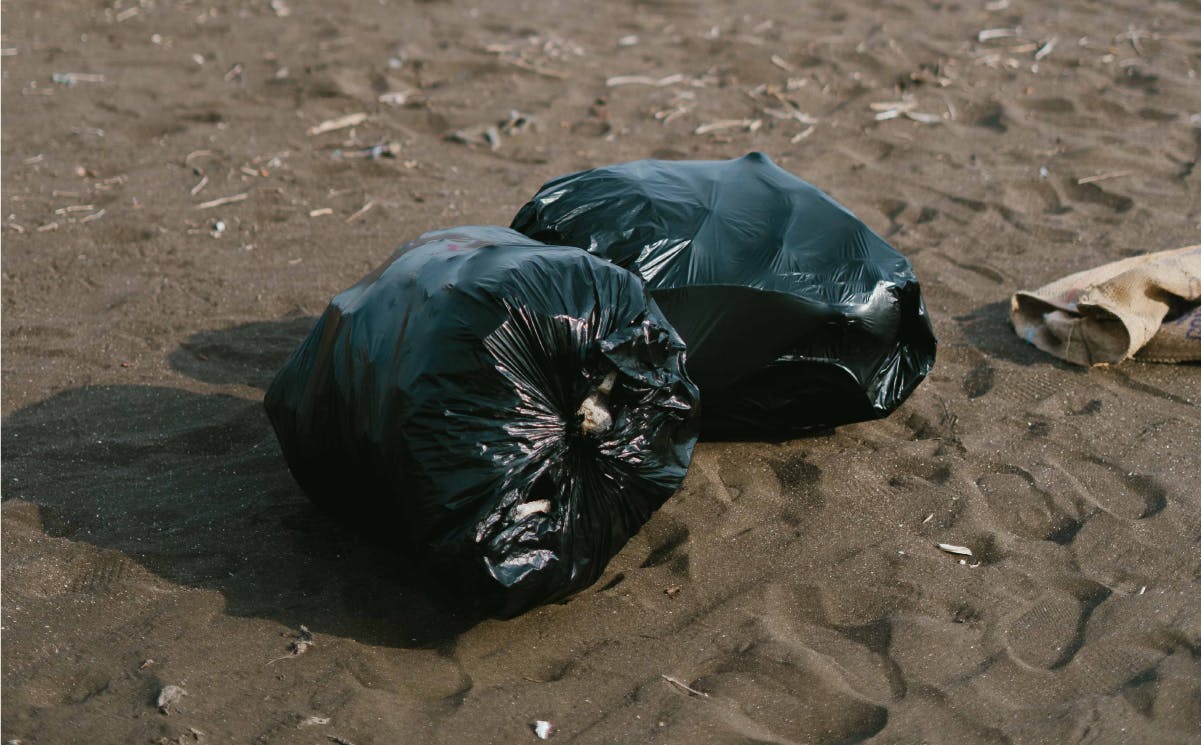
[345,201,376,223]
[694,119,760,135]
[307,113,367,136]
[662,675,710,698]
[1076,170,1131,185]
[195,193,248,210]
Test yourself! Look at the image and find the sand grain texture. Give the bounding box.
[4,1,1201,743]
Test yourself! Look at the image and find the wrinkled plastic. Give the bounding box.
[511,152,937,437]
[264,226,700,617]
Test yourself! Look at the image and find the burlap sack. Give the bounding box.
[1011,244,1201,366]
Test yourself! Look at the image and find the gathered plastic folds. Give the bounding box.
[264,226,700,616]
[511,152,937,437]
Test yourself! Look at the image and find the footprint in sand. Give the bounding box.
[1003,580,1111,670]
[962,361,995,399]
[674,584,895,744]
[974,463,1083,544]
[1065,179,1134,214]
[638,518,690,576]
[1070,456,1169,521]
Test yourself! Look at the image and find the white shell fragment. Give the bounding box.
[937,543,974,557]
[577,395,612,434]
[577,371,618,435]
[532,720,553,739]
[156,685,186,713]
[514,500,551,520]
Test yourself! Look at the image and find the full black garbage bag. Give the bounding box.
[511,152,937,437]
[264,226,700,617]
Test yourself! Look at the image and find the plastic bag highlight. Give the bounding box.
[264,226,700,617]
[511,152,937,437]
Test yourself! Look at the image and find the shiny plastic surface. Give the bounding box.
[264,226,700,617]
[511,152,937,437]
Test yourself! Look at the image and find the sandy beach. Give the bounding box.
[4,0,1201,743]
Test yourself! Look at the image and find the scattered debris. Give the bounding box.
[481,37,577,79]
[770,54,794,72]
[1076,170,1131,185]
[307,113,367,136]
[156,685,186,714]
[36,222,60,233]
[269,625,316,663]
[606,73,684,88]
[184,149,214,173]
[1115,26,1152,57]
[1034,37,1058,61]
[54,204,96,215]
[79,209,106,224]
[977,28,1020,43]
[871,99,917,115]
[664,585,681,598]
[95,174,127,190]
[299,715,331,727]
[937,543,974,557]
[661,675,709,698]
[378,90,413,106]
[447,124,500,150]
[790,125,816,143]
[904,111,942,124]
[502,56,569,79]
[448,110,535,151]
[290,625,315,654]
[345,201,376,224]
[617,35,639,47]
[190,175,209,196]
[654,106,688,125]
[908,62,954,88]
[269,0,291,16]
[694,119,760,135]
[334,141,402,160]
[499,110,537,136]
[210,220,226,237]
[761,106,818,124]
[532,720,554,740]
[328,736,356,745]
[871,98,941,124]
[195,193,248,210]
[52,72,106,86]
[922,513,934,524]
[309,208,333,217]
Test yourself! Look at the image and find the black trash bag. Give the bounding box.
[511,152,937,438]
[264,226,700,617]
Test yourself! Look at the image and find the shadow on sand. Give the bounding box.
[2,318,484,649]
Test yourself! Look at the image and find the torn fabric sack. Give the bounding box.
[1011,244,1201,366]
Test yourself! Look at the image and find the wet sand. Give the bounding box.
[4,1,1201,743]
